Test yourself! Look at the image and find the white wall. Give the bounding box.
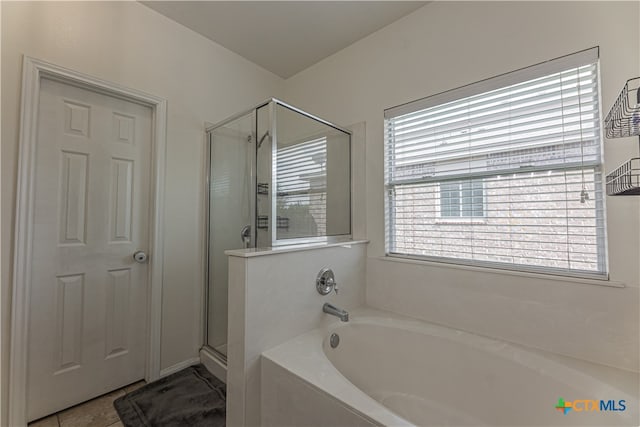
[283,1,640,371]
[226,242,367,427]
[1,2,283,423]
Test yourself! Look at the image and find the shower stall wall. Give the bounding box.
[204,99,352,360]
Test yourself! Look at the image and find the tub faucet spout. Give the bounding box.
[323,303,349,322]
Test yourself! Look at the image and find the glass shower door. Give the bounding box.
[206,111,255,358]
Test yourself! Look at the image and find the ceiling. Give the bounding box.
[142,1,427,78]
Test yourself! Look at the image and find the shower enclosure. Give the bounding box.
[204,99,352,360]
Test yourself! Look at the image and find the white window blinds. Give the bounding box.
[384,48,607,278]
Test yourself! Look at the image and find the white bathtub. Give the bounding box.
[261,308,639,427]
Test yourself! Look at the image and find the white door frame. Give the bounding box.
[9,56,167,426]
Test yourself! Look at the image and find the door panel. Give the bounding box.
[207,112,254,356]
[27,78,152,421]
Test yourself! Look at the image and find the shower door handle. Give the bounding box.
[240,225,251,247]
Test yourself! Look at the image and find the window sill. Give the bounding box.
[379,254,625,289]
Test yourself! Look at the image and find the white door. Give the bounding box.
[27,77,152,421]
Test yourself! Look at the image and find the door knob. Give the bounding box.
[133,250,148,263]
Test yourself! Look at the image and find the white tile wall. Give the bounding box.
[226,256,248,426]
[367,257,639,372]
[226,241,368,426]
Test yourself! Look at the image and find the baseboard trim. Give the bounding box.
[200,347,227,384]
[159,357,200,378]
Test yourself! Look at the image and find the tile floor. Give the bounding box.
[28,381,146,427]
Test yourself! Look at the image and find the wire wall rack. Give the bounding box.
[604,77,640,196]
[606,158,640,195]
[605,77,640,139]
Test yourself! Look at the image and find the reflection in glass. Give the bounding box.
[270,103,351,241]
[276,137,327,237]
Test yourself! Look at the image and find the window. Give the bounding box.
[384,48,607,278]
[440,179,484,218]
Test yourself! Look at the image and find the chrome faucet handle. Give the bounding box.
[316,268,337,295]
[325,276,339,294]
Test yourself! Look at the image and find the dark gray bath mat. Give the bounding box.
[114,364,226,427]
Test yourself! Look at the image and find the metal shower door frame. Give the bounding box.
[203,108,256,362]
[202,98,353,359]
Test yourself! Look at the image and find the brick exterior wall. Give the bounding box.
[391,169,600,271]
